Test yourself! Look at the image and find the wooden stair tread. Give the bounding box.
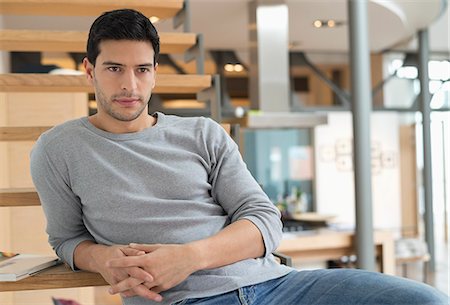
[0,126,52,141]
[0,30,197,54]
[0,263,107,291]
[0,74,212,94]
[0,0,183,19]
[0,188,41,207]
[1,123,228,143]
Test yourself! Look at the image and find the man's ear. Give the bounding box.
[83,57,94,84]
[152,62,158,89]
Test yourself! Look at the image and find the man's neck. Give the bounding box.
[88,113,156,134]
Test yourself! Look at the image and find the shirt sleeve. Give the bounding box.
[204,119,283,256]
[30,136,95,270]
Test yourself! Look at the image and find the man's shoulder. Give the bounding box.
[159,113,219,131]
[37,117,85,146]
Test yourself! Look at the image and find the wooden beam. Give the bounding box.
[0,30,197,54]
[0,0,184,19]
[0,126,52,141]
[0,188,41,207]
[1,123,222,142]
[0,263,107,291]
[0,74,212,94]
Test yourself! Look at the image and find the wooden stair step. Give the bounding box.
[0,74,212,94]
[0,30,197,54]
[1,122,224,142]
[0,188,41,207]
[0,263,107,291]
[0,126,52,141]
[0,0,184,19]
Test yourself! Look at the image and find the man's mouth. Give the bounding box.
[114,98,140,106]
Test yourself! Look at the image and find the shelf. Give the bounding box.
[0,74,212,94]
[0,263,107,291]
[0,0,184,19]
[224,112,328,129]
[0,126,52,141]
[0,30,197,54]
[0,188,41,207]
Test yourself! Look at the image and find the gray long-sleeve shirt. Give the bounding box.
[30,112,292,305]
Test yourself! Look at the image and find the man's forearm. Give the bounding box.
[74,240,110,272]
[187,219,265,271]
[107,219,266,297]
[74,240,162,301]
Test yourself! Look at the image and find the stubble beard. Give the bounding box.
[96,88,150,122]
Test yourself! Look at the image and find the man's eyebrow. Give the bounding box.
[137,63,154,68]
[102,61,123,66]
[101,61,153,68]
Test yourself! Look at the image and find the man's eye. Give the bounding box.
[108,67,120,72]
[138,67,150,73]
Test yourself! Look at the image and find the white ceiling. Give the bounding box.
[2,0,449,57]
[162,0,449,55]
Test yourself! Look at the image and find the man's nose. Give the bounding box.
[120,70,138,91]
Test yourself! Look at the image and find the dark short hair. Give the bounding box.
[86,9,160,66]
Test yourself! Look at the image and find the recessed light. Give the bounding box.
[313,19,344,28]
[313,20,323,28]
[224,64,234,72]
[234,64,244,72]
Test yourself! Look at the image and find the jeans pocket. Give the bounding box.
[171,300,187,305]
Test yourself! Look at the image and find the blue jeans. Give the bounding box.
[174,269,448,305]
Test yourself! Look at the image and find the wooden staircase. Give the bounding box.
[0,0,184,18]
[0,0,220,297]
[0,73,212,93]
[0,30,197,54]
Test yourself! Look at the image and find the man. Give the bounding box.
[31,9,447,305]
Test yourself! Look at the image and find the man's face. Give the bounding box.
[84,40,157,122]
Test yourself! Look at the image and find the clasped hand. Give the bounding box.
[106,243,198,302]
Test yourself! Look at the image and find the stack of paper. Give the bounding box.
[0,251,61,281]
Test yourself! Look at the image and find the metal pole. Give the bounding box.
[248,0,290,112]
[418,29,436,271]
[348,0,375,271]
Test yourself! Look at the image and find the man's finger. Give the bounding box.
[131,284,163,302]
[126,266,153,282]
[129,243,160,252]
[121,247,146,256]
[120,289,137,298]
[107,256,144,268]
[109,277,143,295]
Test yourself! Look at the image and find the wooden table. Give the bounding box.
[1,230,395,292]
[0,263,107,292]
[277,229,395,275]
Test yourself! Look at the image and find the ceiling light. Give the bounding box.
[149,16,160,23]
[224,64,234,72]
[313,20,323,28]
[234,64,244,72]
[313,19,345,28]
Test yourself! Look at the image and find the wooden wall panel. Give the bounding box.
[399,125,419,237]
[1,92,92,304]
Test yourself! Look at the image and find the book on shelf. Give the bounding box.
[0,251,61,281]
